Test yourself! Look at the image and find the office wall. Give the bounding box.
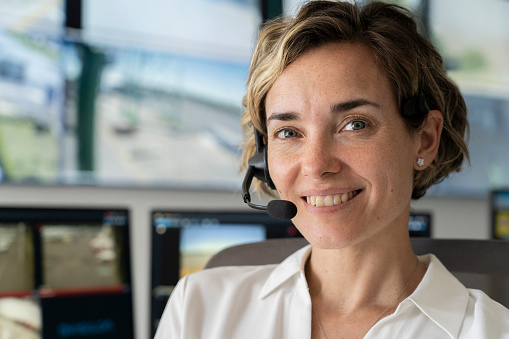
[0,185,489,339]
[411,197,490,239]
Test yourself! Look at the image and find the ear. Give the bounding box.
[414,110,443,170]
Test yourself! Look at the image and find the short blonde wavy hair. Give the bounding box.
[241,0,469,199]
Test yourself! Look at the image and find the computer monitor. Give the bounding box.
[409,212,432,238]
[150,209,301,336]
[491,190,509,240]
[0,207,133,339]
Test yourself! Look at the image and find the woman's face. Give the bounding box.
[265,43,420,249]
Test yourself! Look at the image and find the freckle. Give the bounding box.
[391,189,394,192]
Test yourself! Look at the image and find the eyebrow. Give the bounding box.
[267,112,299,122]
[267,98,382,123]
[330,98,382,114]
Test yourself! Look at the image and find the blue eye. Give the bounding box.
[277,129,298,139]
[344,120,366,131]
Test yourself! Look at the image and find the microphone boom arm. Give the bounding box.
[242,166,268,211]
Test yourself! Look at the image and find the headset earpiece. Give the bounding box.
[402,94,428,117]
[241,128,297,219]
[247,127,276,190]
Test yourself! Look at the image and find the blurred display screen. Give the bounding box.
[40,224,127,292]
[0,0,63,33]
[0,30,64,184]
[0,0,508,198]
[0,0,64,184]
[61,41,249,188]
[0,208,133,339]
[409,212,432,238]
[0,0,261,191]
[491,190,509,240]
[0,297,41,339]
[179,223,266,276]
[0,223,34,295]
[82,0,260,61]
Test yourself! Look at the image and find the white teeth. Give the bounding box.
[333,195,341,205]
[324,195,334,207]
[306,190,359,207]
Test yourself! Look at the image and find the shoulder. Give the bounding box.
[410,254,509,337]
[154,265,279,339]
[468,289,509,319]
[169,263,286,315]
[154,245,312,339]
[180,243,311,298]
[461,289,509,336]
[183,264,278,295]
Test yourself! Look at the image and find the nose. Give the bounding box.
[301,134,342,179]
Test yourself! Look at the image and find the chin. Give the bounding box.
[301,226,365,250]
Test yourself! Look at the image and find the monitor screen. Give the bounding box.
[0,207,133,339]
[179,223,266,277]
[409,212,432,238]
[491,190,509,240]
[81,0,260,61]
[150,209,301,336]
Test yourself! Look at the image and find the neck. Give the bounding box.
[305,230,423,311]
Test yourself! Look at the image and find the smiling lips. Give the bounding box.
[306,190,361,207]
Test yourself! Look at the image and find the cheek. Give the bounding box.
[267,147,296,195]
[377,138,416,195]
[355,133,415,188]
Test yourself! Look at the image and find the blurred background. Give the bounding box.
[0,0,508,338]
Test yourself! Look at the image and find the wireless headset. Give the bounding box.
[242,127,297,220]
[245,126,275,190]
[242,95,429,220]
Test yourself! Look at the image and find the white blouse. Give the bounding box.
[154,245,509,338]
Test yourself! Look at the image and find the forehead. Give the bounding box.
[266,43,395,113]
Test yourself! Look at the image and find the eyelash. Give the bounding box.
[274,128,300,140]
[273,116,372,140]
[343,116,371,131]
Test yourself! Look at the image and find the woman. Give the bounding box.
[155,1,509,338]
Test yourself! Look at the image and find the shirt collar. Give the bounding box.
[406,254,470,339]
[258,247,471,339]
[258,244,312,300]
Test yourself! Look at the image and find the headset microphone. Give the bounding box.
[241,127,297,220]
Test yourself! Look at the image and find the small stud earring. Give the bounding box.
[416,158,425,167]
